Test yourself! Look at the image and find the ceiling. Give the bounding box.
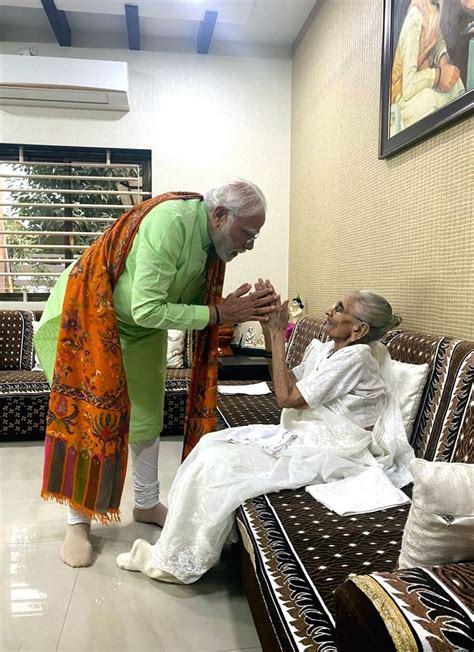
[0,1,318,52]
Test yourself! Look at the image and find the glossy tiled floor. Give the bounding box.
[0,438,262,652]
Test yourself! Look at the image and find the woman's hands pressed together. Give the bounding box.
[217,282,277,324]
[254,278,288,337]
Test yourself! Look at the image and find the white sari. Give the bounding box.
[117,341,414,583]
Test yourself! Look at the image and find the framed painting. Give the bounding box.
[379,0,474,158]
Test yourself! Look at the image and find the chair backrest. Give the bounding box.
[0,310,35,371]
[286,316,473,464]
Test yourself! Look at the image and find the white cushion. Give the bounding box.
[398,459,474,569]
[166,329,186,368]
[32,320,44,371]
[390,359,429,436]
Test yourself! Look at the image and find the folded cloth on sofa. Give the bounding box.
[305,466,411,516]
[218,382,271,395]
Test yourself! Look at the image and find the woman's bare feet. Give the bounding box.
[60,523,93,567]
[133,503,168,527]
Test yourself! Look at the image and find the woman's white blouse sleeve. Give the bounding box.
[291,339,325,381]
[296,347,365,408]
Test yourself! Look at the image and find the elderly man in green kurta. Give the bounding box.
[35,179,275,567]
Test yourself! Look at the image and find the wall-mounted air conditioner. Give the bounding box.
[0,54,129,111]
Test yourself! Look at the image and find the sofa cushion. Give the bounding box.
[166,368,191,381]
[237,486,412,651]
[167,329,186,368]
[334,563,474,652]
[0,371,49,442]
[218,381,279,428]
[382,331,473,464]
[0,310,35,371]
[0,369,50,397]
[398,459,474,569]
[390,360,429,436]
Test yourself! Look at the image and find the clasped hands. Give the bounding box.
[217,277,288,335]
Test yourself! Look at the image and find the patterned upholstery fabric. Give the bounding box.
[161,334,195,436]
[237,489,413,651]
[0,315,197,441]
[382,330,473,463]
[215,317,474,652]
[0,394,49,441]
[0,311,48,441]
[166,368,191,381]
[0,369,49,442]
[183,330,196,368]
[0,369,50,396]
[162,379,189,437]
[286,316,328,369]
[334,563,474,652]
[0,310,35,371]
[218,381,278,428]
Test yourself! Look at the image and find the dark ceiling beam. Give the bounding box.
[197,10,218,55]
[41,0,71,47]
[125,4,141,51]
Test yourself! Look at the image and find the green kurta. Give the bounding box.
[35,199,212,443]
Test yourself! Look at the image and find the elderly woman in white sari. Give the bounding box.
[117,287,414,584]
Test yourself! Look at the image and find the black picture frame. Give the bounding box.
[379,0,474,159]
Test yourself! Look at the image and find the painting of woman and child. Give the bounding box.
[380,0,474,157]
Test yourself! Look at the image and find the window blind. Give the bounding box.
[0,145,151,294]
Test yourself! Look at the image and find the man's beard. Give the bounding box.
[212,223,240,262]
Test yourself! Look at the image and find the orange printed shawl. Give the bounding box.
[41,192,224,523]
[183,247,225,460]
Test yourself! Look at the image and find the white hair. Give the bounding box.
[352,290,402,342]
[204,178,267,221]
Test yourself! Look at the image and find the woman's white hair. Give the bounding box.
[352,290,402,343]
[204,178,267,221]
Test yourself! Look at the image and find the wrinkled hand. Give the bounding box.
[254,278,276,337]
[267,296,289,335]
[219,283,277,324]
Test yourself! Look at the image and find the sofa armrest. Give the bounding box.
[183,330,196,368]
[334,562,474,651]
[0,310,35,371]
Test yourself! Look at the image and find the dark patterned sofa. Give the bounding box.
[161,331,195,436]
[0,310,195,441]
[0,310,50,441]
[216,316,473,652]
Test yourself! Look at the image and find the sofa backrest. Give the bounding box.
[0,310,35,371]
[382,330,472,464]
[286,317,473,465]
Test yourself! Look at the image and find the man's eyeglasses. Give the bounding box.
[244,231,260,244]
[227,210,260,244]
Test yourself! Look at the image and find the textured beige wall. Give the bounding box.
[290,0,473,340]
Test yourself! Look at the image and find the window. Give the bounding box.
[0,144,152,298]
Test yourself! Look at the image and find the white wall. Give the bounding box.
[0,42,291,307]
